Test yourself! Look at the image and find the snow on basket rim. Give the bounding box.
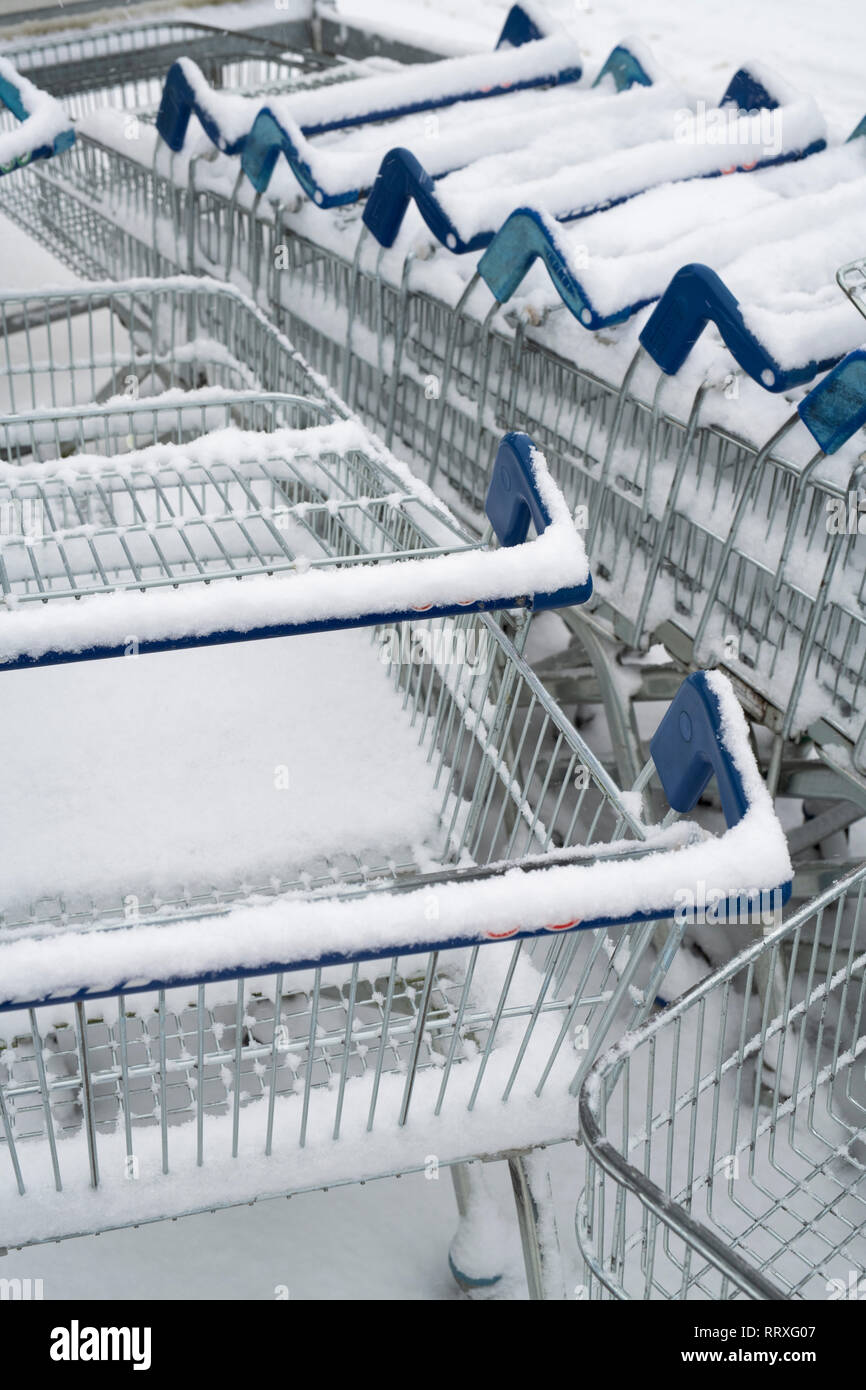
[0,673,792,1011]
[0,421,590,663]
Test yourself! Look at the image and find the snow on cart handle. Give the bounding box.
[0,430,591,668]
[155,4,582,158]
[0,58,74,176]
[242,38,656,204]
[0,670,792,1012]
[639,263,847,393]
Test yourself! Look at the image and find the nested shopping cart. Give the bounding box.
[0,277,791,1297]
[1,17,349,120]
[12,21,866,812]
[578,861,866,1300]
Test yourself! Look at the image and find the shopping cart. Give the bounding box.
[1,17,361,119]
[0,280,791,1298]
[577,860,866,1300]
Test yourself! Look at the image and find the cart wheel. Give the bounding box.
[447,1163,506,1295]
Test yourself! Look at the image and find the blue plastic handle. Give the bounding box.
[0,69,74,174]
[155,61,247,155]
[240,108,362,203]
[718,66,780,113]
[158,7,581,157]
[363,148,490,252]
[485,431,552,545]
[479,207,649,326]
[495,3,547,47]
[798,348,866,455]
[640,263,841,392]
[650,672,749,829]
[484,431,592,608]
[592,42,655,91]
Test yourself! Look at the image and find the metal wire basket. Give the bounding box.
[578,862,866,1299]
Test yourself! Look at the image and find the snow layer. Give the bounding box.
[0,630,443,911]
[171,27,582,150]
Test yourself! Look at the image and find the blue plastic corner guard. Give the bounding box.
[484,431,593,608]
[485,429,553,544]
[495,3,547,47]
[363,147,491,251]
[0,69,74,175]
[156,60,245,155]
[592,42,655,91]
[241,108,361,203]
[798,348,866,454]
[478,206,651,326]
[719,66,780,113]
[847,111,866,142]
[650,671,750,828]
[639,263,843,393]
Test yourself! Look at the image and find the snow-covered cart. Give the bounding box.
[0,279,792,1297]
[577,860,866,1300]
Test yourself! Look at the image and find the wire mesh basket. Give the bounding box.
[578,862,866,1299]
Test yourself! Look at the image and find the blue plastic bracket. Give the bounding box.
[798,348,866,454]
[650,671,749,829]
[478,207,649,326]
[719,66,780,113]
[484,431,592,608]
[495,3,547,48]
[639,263,841,392]
[240,107,361,203]
[593,43,655,92]
[0,69,74,174]
[362,147,488,251]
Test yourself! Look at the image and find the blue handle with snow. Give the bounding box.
[591,42,655,91]
[650,671,749,827]
[640,263,844,392]
[479,207,648,326]
[156,4,581,156]
[797,347,866,454]
[0,61,74,176]
[240,107,361,203]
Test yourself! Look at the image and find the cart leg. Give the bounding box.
[507,1152,565,1300]
[447,1162,506,1294]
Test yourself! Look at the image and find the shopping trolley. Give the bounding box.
[1,19,350,121]
[0,281,791,1298]
[578,859,866,1300]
